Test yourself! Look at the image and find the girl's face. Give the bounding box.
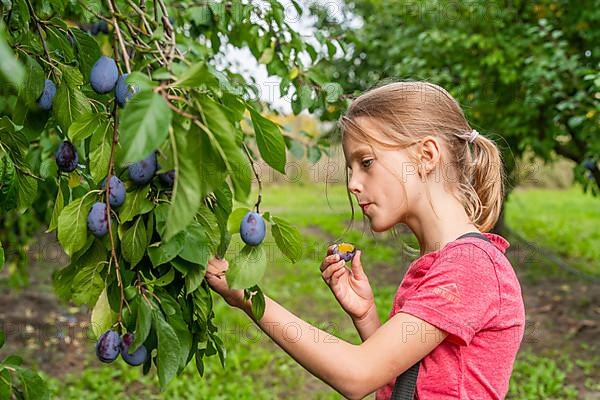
[342,118,423,233]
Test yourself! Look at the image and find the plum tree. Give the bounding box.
[87,202,109,237]
[90,56,119,94]
[158,170,175,187]
[36,79,56,111]
[119,332,148,366]
[102,176,126,207]
[332,243,356,262]
[55,141,79,172]
[128,153,157,185]
[96,330,121,363]
[240,211,266,246]
[115,73,139,107]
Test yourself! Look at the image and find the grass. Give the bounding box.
[40,182,599,398]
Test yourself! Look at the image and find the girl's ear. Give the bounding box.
[418,136,442,177]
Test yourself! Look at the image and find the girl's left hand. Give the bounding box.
[205,256,246,309]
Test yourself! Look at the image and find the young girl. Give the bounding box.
[205,81,526,399]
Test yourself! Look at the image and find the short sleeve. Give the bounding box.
[399,243,500,346]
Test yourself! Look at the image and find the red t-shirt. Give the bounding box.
[375,233,525,400]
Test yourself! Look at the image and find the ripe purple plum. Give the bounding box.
[115,73,139,107]
[240,211,266,246]
[102,176,126,207]
[87,202,109,237]
[55,141,79,172]
[158,170,176,187]
[90,56,118,94]
[96,330,121,363]
[119,332,148,366]
[37,79,56,111]
[332,242,356,262]
[128,153,157,185]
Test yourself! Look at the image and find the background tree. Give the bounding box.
[309,0,600,232]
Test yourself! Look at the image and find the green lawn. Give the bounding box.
[42,182,599,399]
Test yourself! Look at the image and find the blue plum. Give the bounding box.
[55,141,79,172]
[87,202,109,237]
[583,159,596,171]
[90,56,118,94]
[96,330,121,363]
[119,332,147,366]
[240,211,266,246]
[37,79,56,111]
[332,242,356,262]
[102,176,126,207]
[158,170,176,187]
[128,153,157,185]
[115,74,139,107]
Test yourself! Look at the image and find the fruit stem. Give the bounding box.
[242,143,262,213]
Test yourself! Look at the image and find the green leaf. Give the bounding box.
[249,107,287,174]
[88,114,112,183]
[90,288,115,339]
[132,297,152,352]
[57,192,97,257]
[307,146,321,164]
[71,241,106,307]
[47,180,65,232]
[164,127,202,241]
[323,82,343,103]
[248,285,266,320]
[259,48,274,64]
[18,55,44,107]
[53,84,91,133]
[121,216,147,267]
[0,369,10,399]
[197,97,251,202]
[173,62,219,88]
[119,185,154,223]
[228,245,267,289]
[15,172,37,210]
[185,263,207,294]
[71,28,101,80]
[68,112,103,142]
[0,329,5,348]
[152,309,181,389]
[284,135,304,159]
[179,222,211,266]
[196,206,220,251]
[14,366,49,400]
[0,27,25,88]
[0,156,17,212]
[271,216,303,263]
[227,207,250,234]
[118,91,172,165]
[148,232,185,267]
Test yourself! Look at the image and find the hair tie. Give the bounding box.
[467,129,479,143]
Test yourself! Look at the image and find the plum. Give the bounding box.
[55,141,79,172]
[583,159,596,171]
[240,211,266,246]
[128,153,157,185]
[158,170,176,187]
[102,176,126,207]
[115,73,139,107]
[90,56,118,94]
[96,329,121,363]
[332,242,356,262]
[87,202,109,237]
[37,79,56,111]
[119,332,147,366]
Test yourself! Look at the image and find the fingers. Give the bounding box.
[320,253,341,272]
[322,259,346,284]
[327,244,336,256]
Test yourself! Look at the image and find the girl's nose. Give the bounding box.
[348,174,362,195]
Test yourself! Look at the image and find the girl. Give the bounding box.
[205,81,526,399]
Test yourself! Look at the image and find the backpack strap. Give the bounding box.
[390,232,491,399]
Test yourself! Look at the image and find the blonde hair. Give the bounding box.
[338,80,505,234]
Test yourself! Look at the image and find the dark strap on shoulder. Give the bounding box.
[391,232,490,399]
[391,362,419,400]
[456,231,492,243]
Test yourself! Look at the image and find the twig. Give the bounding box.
[24,0,52,65]
[242,142,263,213]
[105,101,126,326]
[106,0,131,73]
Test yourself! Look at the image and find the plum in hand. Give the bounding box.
[332,242,356,262]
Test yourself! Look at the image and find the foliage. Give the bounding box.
[310,0,600,197]
[0,0,348,391]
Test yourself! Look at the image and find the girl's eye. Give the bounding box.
[362,159,373,168]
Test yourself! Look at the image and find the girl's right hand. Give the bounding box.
[320,246,375,321]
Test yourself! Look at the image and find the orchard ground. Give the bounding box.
[0,181,599,399]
